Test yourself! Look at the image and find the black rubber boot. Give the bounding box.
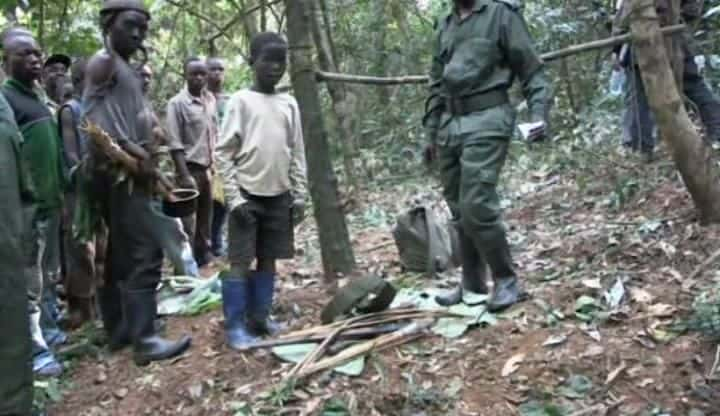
[436,225,489,307]
[98,284,130,351]
[124,288,191,366]
[487,276,523,312]
[248,271,283,336]
[484,237,525,312]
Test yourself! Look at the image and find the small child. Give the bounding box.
[215,32,308,350]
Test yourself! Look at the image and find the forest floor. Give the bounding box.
[47,140,720,416]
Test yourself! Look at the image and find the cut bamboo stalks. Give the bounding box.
[267,308,462,345]
[244,324,403,350]
[296,319,434,378]
[286,319,355,380]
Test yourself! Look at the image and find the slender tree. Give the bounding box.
[285,0,356,281]
[629,0,720,223]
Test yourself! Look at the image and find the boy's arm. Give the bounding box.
[215,94,246,211]
[289,100,308,205]
[59,106,80,168]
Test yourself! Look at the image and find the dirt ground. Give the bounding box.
[49,150,720,416]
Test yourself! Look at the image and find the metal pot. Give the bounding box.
[162,188,199,218]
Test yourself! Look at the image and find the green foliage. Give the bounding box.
[683,285,720,340]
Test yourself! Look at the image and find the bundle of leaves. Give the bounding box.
[682,286,720,340]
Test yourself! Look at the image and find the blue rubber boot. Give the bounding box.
[221,278,257,350]
[248,271,282,336]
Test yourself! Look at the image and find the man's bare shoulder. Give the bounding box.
[86,50,115,86]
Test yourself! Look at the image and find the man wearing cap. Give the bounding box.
[42,53,71,112]
[83,0,191,365]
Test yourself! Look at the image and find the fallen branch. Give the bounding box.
[568,404,607,416]
[709,344,720,378]
[315,24,686,85]
[688,247,720,281]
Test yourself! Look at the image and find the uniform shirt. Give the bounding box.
[165,87,217,168]
[2,78,67,212]
[0,90,33,416]
[215,89,307,210]
[424,0,552,136]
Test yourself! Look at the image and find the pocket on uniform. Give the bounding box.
[443,37,499,94]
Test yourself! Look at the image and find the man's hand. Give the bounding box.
[137,156,157,180]
[292,199,306,227]
[177,174,197,190]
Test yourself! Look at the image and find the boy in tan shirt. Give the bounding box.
[215,32,307,350]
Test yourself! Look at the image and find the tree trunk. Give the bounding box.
[285,0,356,281]
[311,0,361,192]
[629,0,720,223]
[38,0,45,48]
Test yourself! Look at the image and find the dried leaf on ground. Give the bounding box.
[542,334,568,347]
[502,353,527,377]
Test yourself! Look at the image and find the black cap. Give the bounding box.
[100,0,150,19]
[44,54,72,69]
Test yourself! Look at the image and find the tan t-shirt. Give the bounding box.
[215,89,307,210]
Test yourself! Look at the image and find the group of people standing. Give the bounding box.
[1,0,307,414]
[613,0,720,157]
[3,0,717,415]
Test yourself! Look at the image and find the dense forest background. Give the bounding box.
[5,1,720,414]
[4,0,719,186]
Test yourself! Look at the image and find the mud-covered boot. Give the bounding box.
[125,288,191,366]
[436,226,489,306]
[248,271,282,336]
[221,278,258,350]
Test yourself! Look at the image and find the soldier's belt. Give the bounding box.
[446,90,509,116]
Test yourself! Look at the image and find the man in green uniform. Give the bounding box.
[0,85,33,416]
[425,0,552,312]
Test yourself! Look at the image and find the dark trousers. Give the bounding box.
[95,174,163,336]
[211,200,227,254]
[182,164,213,266]
[623,54,720,151]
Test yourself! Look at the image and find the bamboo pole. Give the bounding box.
[296,319,433,378]
[314,24,686,85]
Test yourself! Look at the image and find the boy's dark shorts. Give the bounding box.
[228,191,294,268]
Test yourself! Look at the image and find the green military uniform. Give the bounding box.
[0,91,33,415]
[425,0,552,311]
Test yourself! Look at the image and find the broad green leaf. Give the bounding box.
[432,318,471,339]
